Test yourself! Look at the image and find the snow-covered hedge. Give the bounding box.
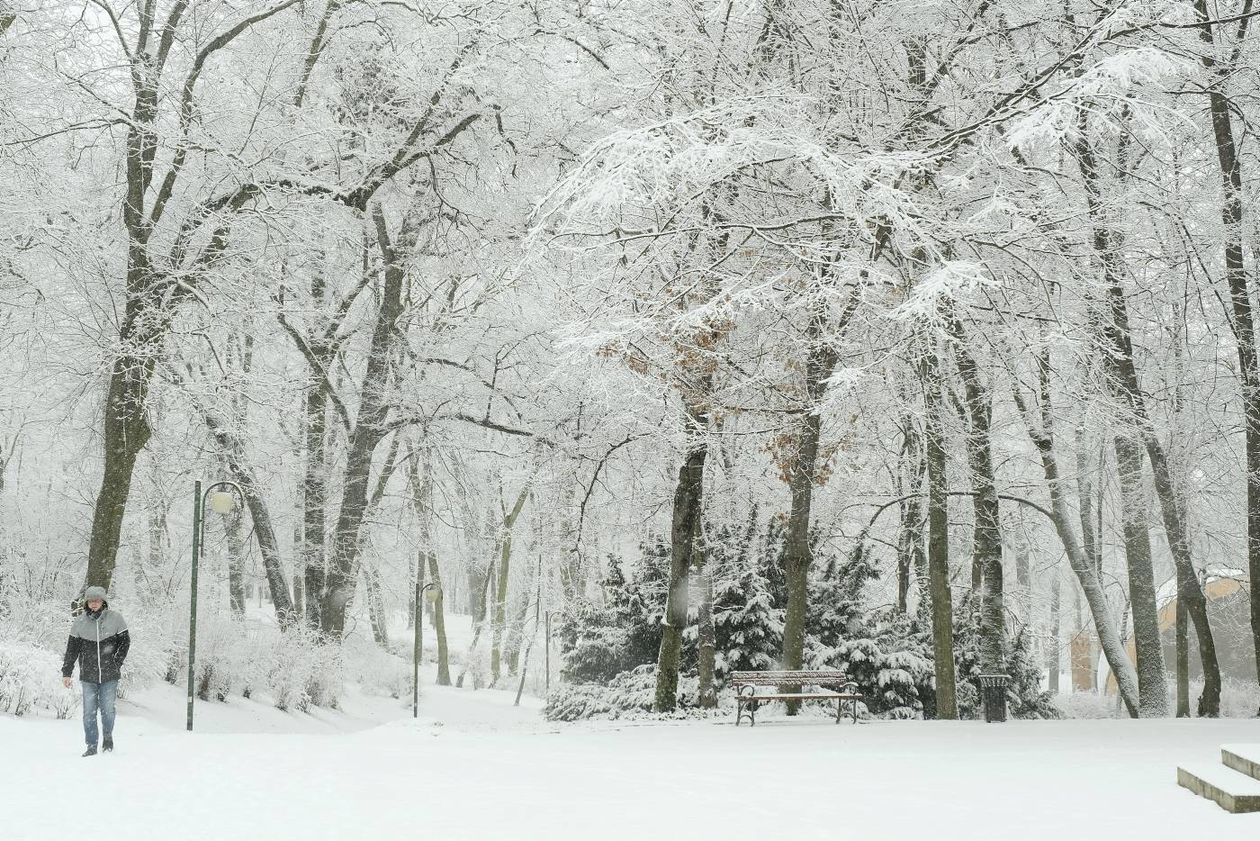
[820,637,934,720]
[0,641,77,718]
[172,618,345,712]
[544,665,720,722]
[343,636,409,699]
[0,589,374,717]
[116,608,172,699]
[263,626,343,712]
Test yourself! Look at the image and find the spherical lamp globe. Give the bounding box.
[208,491,236,515]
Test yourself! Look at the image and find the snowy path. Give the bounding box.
[3,685,1259,840]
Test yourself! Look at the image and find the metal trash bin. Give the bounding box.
[978,674,1009,723]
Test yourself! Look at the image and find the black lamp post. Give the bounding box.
[188,479,244,732]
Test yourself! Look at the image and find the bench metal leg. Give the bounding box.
[736,698,757,727]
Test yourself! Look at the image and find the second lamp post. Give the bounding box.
[187,478,245,733]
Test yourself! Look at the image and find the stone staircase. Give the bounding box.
[1178,744,1260,813]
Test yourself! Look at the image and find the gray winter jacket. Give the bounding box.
[62,605,130,684]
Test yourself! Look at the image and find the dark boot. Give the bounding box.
[82,745,97,757]
[102,736,113,752]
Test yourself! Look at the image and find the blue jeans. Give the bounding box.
[81,680,118,746]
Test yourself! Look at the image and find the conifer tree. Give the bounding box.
[713,567,783,683]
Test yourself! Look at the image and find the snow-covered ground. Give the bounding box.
[3,675,1258,841]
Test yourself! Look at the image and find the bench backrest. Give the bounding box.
[729,670,850,687]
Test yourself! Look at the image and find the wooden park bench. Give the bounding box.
[730,670,861,726]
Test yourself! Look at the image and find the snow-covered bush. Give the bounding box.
[558,548,668,684]
[457,633,492,689]
[343,635,409,699]
[0,591,87,718]
[558,604,634,684]
[155,616,345,712]
[0,641,77,718]
[544,664,714,721]
[1003,627,1062,720]
[178,613,256,702]
[825,636,934,719]
[1201,678,1260,718]
[0,596,72,650]
[806,546,878,650]
[951,593,1061,720]
[1055,689,1122,719]
[265,626,344,712]
[802,542,935,719]
[116,608,175,699]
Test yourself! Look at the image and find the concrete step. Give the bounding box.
[1178,763,1260,814]
[1222,744,1260,782]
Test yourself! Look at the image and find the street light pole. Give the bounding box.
[187,480,202,733]
[187,479,245,733]
[414,580,438,718]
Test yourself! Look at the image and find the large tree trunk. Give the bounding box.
[1192,0,1260,710]
[781,297,850,712]
[457,569,495,689]
[281,261,373,631]
[1048,561,1061,694]
[82,33,179,593]
[406,446,451,684]
[1106,256,1221,714]
[491,487,530,685]
[696,563,717,708]
[1076,115,1208,716]
[141,483,168,602]
[1145,441,1220,716]
[1112,435,1168,716]
[407,551,416,631]
[558,485,585,604]
[85,347,155,589]
[920,336,957,720]
[362,561,390,646]
[202,410,296,626]
[292,516,305,619]
[780,390,832,702]
[506,592,531,675]
[1176,594,1190,718]
[895,412,926,614]
[948,315,1005,675]
[223,339,253,619]
[1013,357,1140,716]
[469,564,488,622]
[319,205,414,636]
[654,430,707,712]
[225,500,248,619]
[1074,427,1102,578]
[356,433,404,649]
[428,552,451,686]
[83,1,307,593]
[320,419,390,634]
[301,383,329,629]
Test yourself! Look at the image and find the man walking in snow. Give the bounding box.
[62,586,130,756]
